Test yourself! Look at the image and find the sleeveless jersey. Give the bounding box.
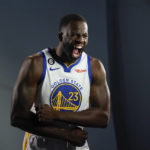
[23,48,92,150]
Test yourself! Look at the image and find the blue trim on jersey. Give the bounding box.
[48,48,82,72]
[38,51,47,84]
[56,55,82,72]
[87,55,92,84]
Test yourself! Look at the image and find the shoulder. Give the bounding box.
[18,52,43,83]
[90,56,106,84]
[26,52,43,67]
[23,52,43,72]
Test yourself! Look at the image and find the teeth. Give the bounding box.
[77,46,82,49]
[74,45,82,49]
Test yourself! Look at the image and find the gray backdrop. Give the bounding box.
[107,0,150,150]
[1,0,150,150]
[0,0,117,150]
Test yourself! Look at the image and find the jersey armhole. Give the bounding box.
[38,51,47,84]
[87,55,92,84]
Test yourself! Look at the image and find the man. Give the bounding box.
[11,14,110,150]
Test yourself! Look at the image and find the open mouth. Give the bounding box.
[72,48,83,58]
[72,44,84,58]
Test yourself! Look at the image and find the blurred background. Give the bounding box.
[0,0,150,150]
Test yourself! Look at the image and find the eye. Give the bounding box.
[82,34,88,38]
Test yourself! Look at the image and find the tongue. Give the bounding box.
[73,49,79,54]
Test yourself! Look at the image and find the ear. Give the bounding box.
[58,32,63,42]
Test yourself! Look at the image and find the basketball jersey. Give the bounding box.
[23,48,92,150]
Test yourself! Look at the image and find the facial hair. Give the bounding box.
[62,43,76,62]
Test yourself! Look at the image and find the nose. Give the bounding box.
[75,35,84,43]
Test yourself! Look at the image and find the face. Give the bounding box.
[60,21,88,60]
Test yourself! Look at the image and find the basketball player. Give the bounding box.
[11,14,110,150]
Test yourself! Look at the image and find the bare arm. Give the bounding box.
[10,53,87,146]
[37,57,110,128]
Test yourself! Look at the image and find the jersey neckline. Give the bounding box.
[48,48,82,72]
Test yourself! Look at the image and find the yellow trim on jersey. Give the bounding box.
[23,132,30,150]
[64,59,79,68]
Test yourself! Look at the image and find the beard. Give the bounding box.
[62,42,85,62]
[63,43,73,57]
[62,43,76,62]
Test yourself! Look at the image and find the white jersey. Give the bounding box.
[23,48,92,150]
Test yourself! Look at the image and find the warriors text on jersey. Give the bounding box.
[23,48,92,150]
